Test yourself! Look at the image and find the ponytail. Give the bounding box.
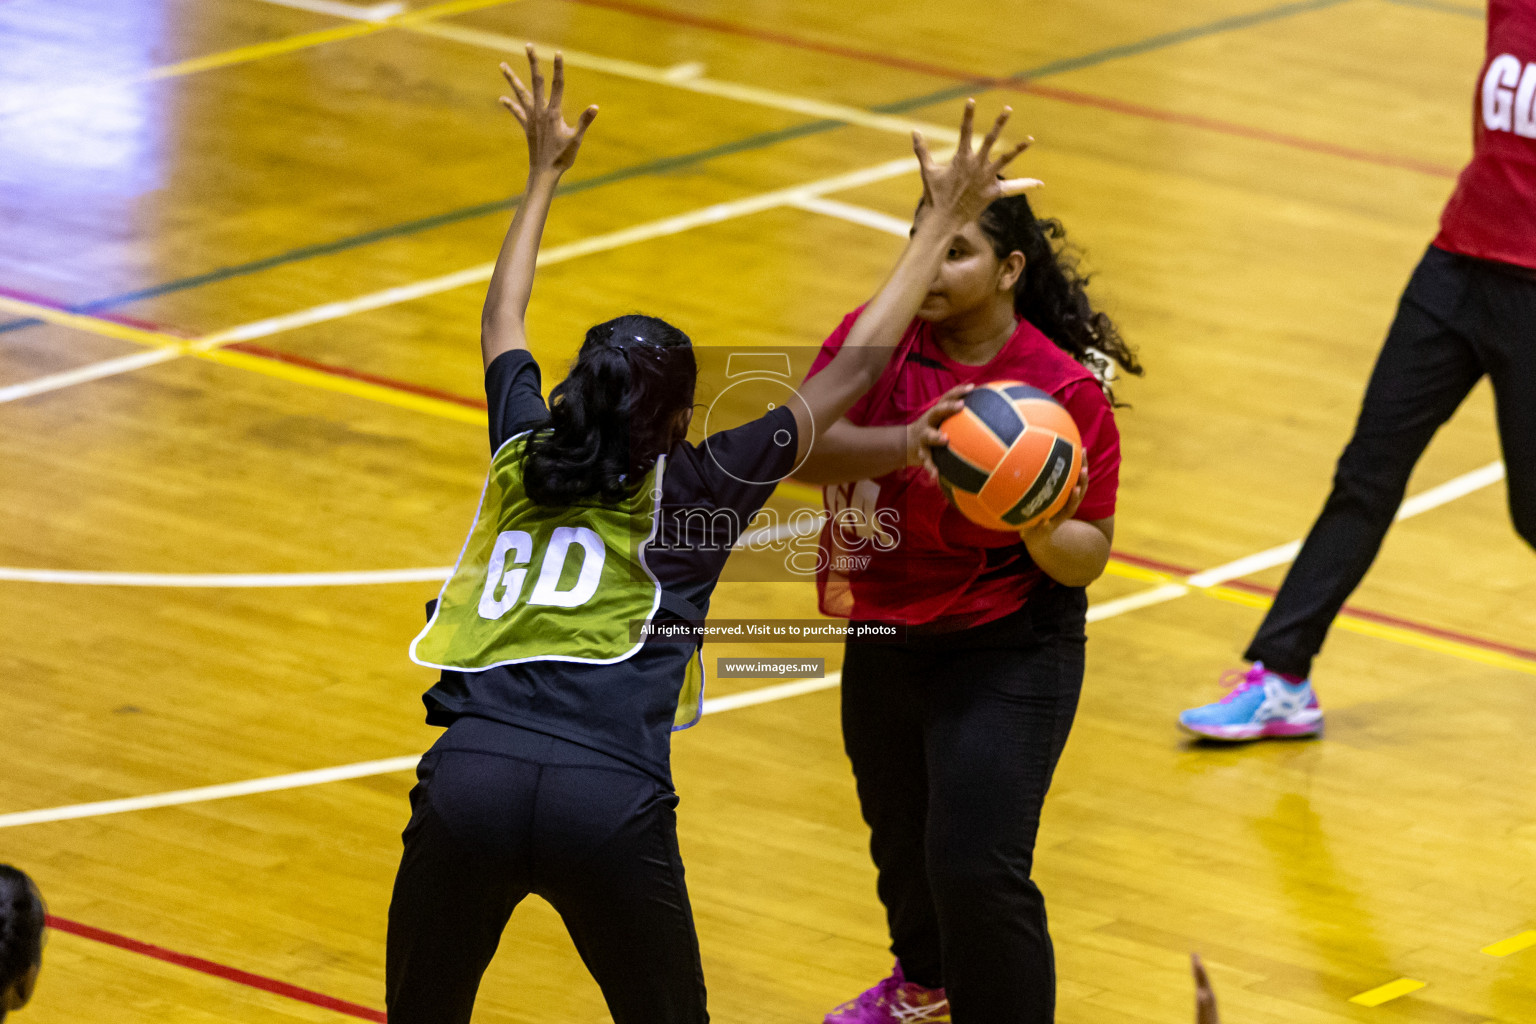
[523,314,697,506]
[978,194,1143,404]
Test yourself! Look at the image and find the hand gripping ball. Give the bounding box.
[930,381,1084,532]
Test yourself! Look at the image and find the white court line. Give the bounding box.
[0,458,1507,827]
[2,157,921,406]
[1395,459,1505,520]
[788,196,912,238]
[0,567,452,587]
[0,757,423,829]
[0,349,182,405]
[253,0,405,20]
[413,24,959,142]
[10,460,1499,588]
[253,6,960,144]
[0,516,812,584]
[0,673,842,829]
[1184,459,1507,589]
[1086,582,1191,622]
[0,513,808,587]
[698,673,843,714]
[194,156,918,347]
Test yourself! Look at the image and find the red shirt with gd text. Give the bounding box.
[1434,0,1536,269]
[803,309,1121,630]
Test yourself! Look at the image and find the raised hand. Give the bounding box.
[914,100,1038,225]
[500,45,598,175]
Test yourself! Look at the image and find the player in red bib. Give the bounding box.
[799,179,1141,1022]
[1181,0,1536,741]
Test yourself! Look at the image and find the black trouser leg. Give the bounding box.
[1246,247,1484,678]
[1475,266,1536,549]
[841,642,943,987]
[841,596,1086,1023]
[386,721,710,1024]
[536,766,709,1024]
[385,751,531,1024]
[924,638,1083,1024]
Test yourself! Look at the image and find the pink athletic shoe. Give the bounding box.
[824,961,950,1023]
[1179,662,1323,741]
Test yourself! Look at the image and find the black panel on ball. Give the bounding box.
[1002,383,1055,403]
[964,387,1024,446]
[931,443,991,495]
[1001,437,1076,526]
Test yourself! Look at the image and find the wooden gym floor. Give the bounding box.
[1,0,1532,1020]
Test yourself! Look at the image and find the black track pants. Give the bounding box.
[841,590,1087,1024]
[1246,245,1536,678]
[385,717,707,1024]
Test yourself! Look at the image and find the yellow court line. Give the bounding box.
[134,0,520,85]
[0,293,485,424]
[1349,977,1426,1007]
[1102,559,1176,585]
[392,0,520,23]
[7,285,1532,673]
[1200,584,1536,678]
[0,297,186,351]
[143,21,383,80]
[1482,930,1536,957]
[197,348,487,424]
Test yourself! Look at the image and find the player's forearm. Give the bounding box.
[838,211,961,359]
[794,421,908,484]
[1023,518,1111,587]
[481,168,561,366]
[794,211,965,443]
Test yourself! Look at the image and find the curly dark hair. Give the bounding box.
[0,865,44,1001]
[521,314,697,506]
[978,193,1143,404]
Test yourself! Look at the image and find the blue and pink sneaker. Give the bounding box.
[824,961,950,1023]
[1179,662,1323,741]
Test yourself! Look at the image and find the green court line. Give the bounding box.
[0,0,1359,335]
[875,0,1356,114]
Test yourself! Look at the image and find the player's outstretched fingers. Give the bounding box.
[499,95,528,126]
[500,61,533,113]
[549,50,565,110]
[990,135,1032,174]
[977,105,1011,162]
[526,43,544,108]
[912,129,936,173]
[572,104,599,148]
[998,177,1044,195]
[957,97,976,155]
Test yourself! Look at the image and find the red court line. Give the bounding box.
[227,341,489,410]
[0,285,191,337]
[1011,82,1458,178]
[1111,550,1536,662]
[17,293,1524,662]
[557,0,1458,180]
[561,0,982,80]
[46,915,387,1022]
[2,287,489,410]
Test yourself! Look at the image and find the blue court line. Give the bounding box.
[0,0,1355,336]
